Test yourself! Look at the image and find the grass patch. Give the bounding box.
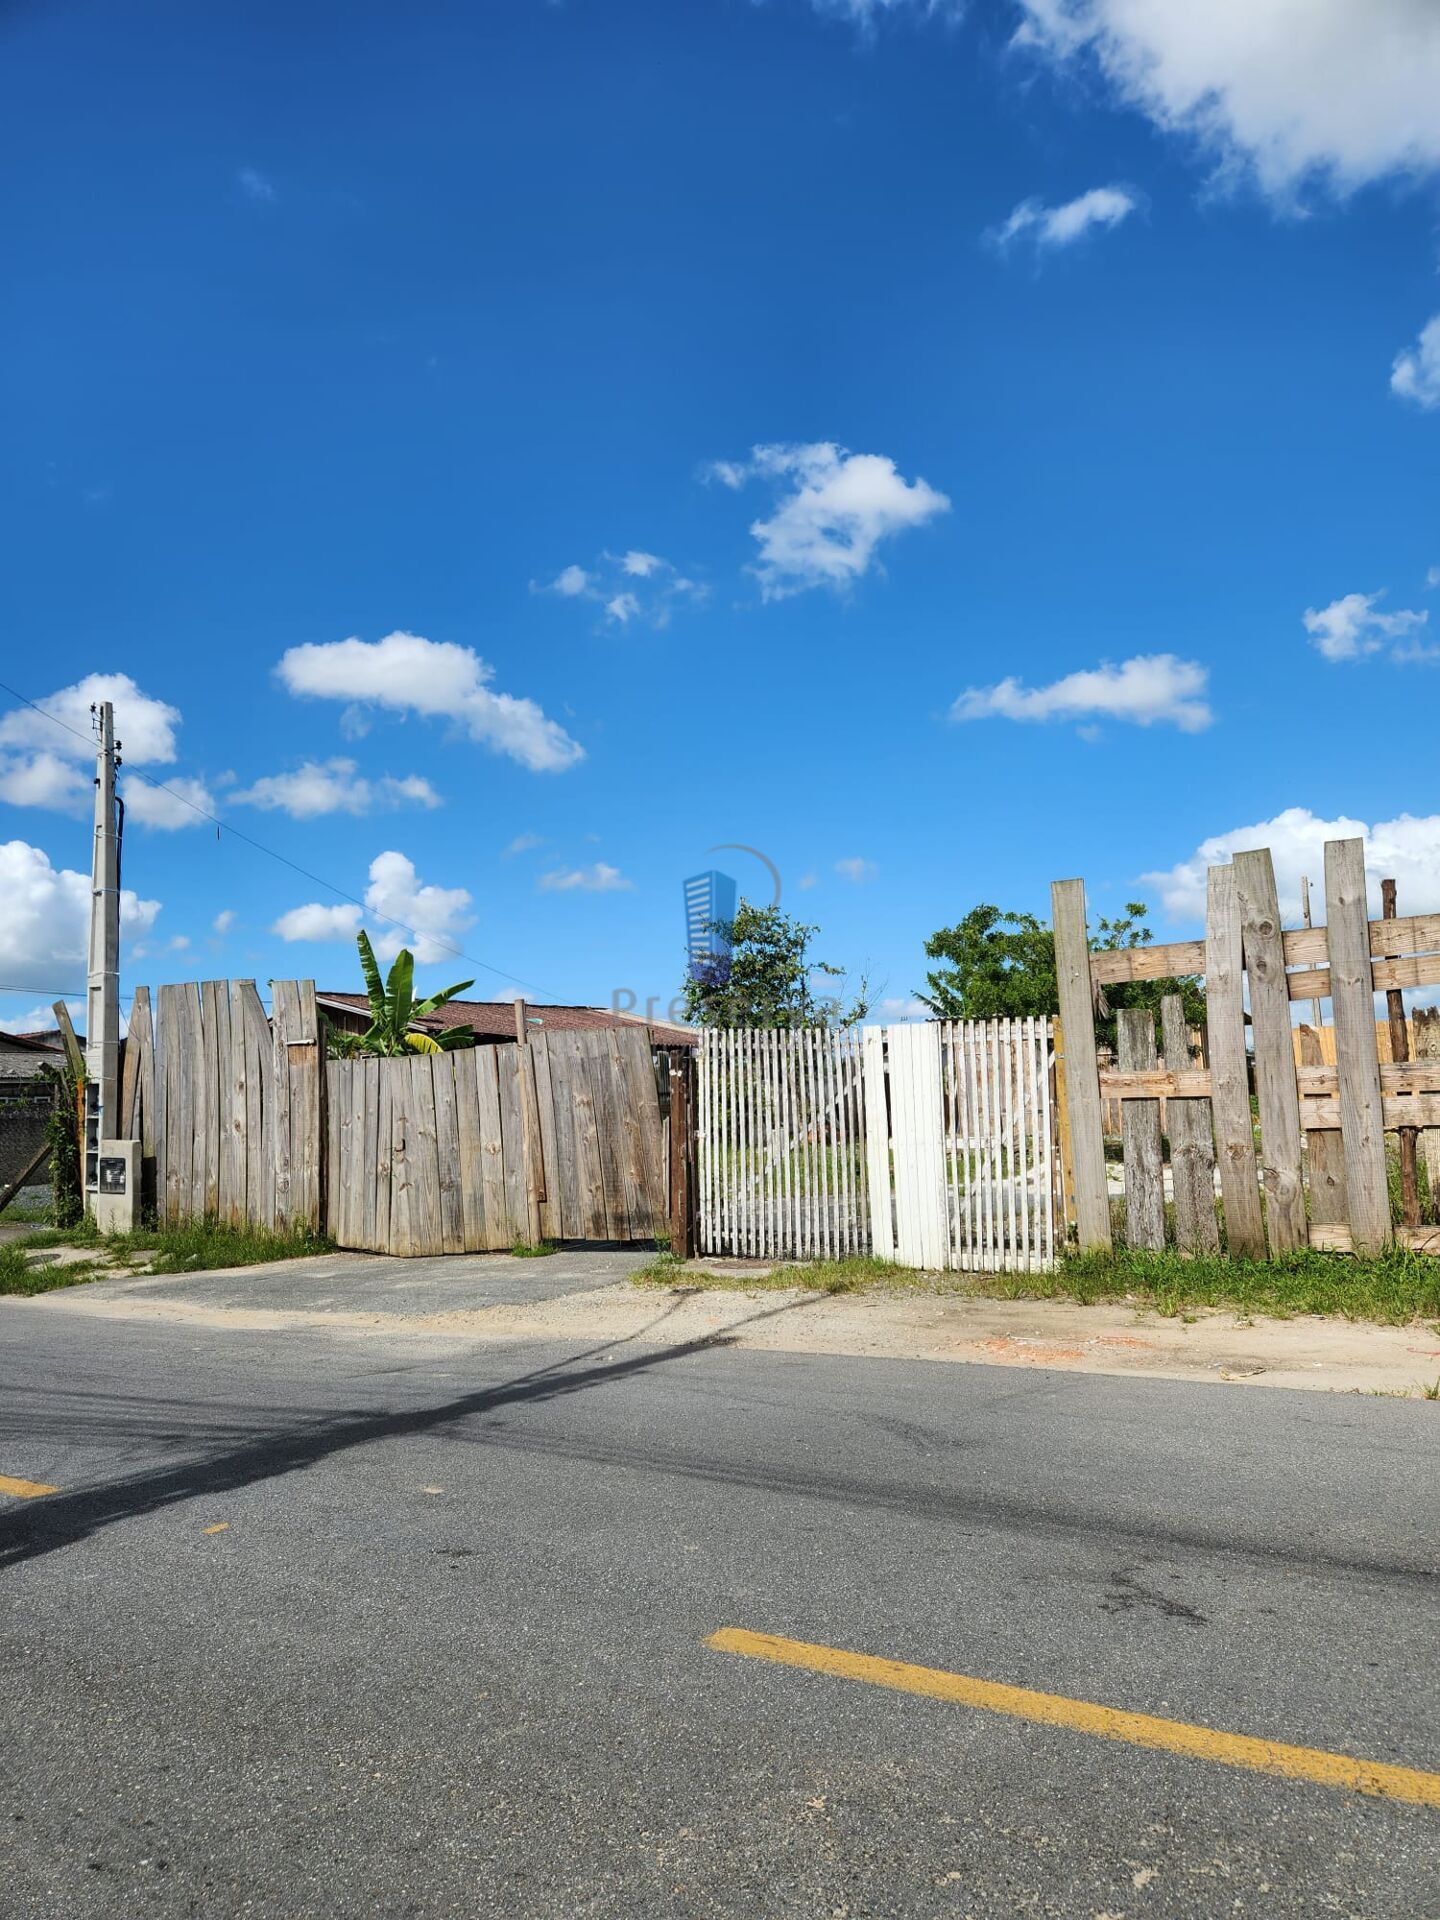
[632,1243,1440,1327]
[0,1243,108,1297]
[5,1215,332,1279]
[510,1239,558,1259]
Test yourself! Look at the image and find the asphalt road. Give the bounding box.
[1,1272,1438,1918]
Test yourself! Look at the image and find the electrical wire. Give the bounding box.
[0,677,551,997]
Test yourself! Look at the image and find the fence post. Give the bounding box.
[1203,865,1265,1257]
[669,1051,695,1259]
[513,998,546,1246]
[1050,879,1110,1250]
[1234,849,1305,1254]
[1325,838,1391,1253]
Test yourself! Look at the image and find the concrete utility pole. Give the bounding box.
[84,700,121,1207]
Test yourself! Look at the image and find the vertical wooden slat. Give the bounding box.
[1204,865,1265,1258]
[1234,849,1305,1254]
[234,983,273,1230]
[292,982,321,1232]
[323,1061,342,1240]
[389,1057,413,1255]
[1299,1024,1347,1226]
[270,981,295,1229]
[1040,1017,1056,1268]
[405,1054,440,1255]
[359,1059,378,1251]
[530,1033,563,1242]
[474,1048,512,1248]
[1414,1008,1440,1211]
[184,982,207,1220]
[456,1047,485,1250]
[332,1060,353,1247]
[496,1047,530,1242]
[1050,879,1110,1249]
[1161,994,1219,1255]
[861,1027,893,1261]
[433,1053,464,1254]
[372,1060,392,1252]
[1118,1008,1165,1250]
[1324,837,1391,1253]
[1380,878,1420,1228]
[153,984,172,1222]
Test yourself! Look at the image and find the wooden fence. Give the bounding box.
[1053,838,1440,1258]
[119,978,322,1231]
[325,1026,665,1255]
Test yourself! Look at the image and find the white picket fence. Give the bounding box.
[697,1018,1059,1272]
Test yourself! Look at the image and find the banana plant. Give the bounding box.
[338,930,476,1055]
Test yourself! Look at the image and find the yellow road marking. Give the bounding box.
[203,1523,230,1535]
[0,1473,58,1499]
[706,1628,1440,1811]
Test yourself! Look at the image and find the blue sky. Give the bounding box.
[3,0,1438,1029]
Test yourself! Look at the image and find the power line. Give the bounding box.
[0,677,549,997]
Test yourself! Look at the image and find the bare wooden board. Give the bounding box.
[1098,1069,1214,1099]
[1235,849,1305,1254]
[373,1063,393,1253]
[474,1049,513,1249]
[433,1053,464,1255]
[496,1047,530,1242]
[407,1054,442,1256]
[1092,912,1440,989]
[1118,1009,1164,1250]
[235,982,273,1229]
[1204,865,1265,1258]
[528,1033,562,1243]
[389,1056,413,1256]
[1414,1008,1440,1203]
[1324,838,1391,1252]
[1050,879,1110,1249]
[455,1046,487,1249]
[1298,1025,1346,1226]
[1161,995,1218,1255]
[1310,1223,1440,1255]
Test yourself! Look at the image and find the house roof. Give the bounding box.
[0,1030,68,1052]
[316,994,698,1047]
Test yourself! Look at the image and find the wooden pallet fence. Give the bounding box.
[325,1026,665,1255]
[121,978,321,1231]
[1054,837,1440,1257]
[696,1027,869,1260]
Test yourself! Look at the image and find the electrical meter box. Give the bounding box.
[93,1139,140,1233]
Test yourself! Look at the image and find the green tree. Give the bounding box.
[917,900,1203,1050]
[681,901,869,1030]
[326,931,477,1057]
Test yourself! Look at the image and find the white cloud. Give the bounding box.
[1391,314,1440,411]
[798,872,819,890]
[231,758,442,819]
[0,999,85,1037]
[537,862,634,894]
[952,653,1212,731]
[835,856,878,884]
[502,832,544,857]
[272,902,363,944]
[1428,566,1440,590]
[879,996,931,1021]
[621,551,663,577]
[605,592,642,625]
[707,442,950,598]
[1303,590,1428,662]
[237,166,275,203]
[1012,0,1440,202]
[0,672,180,765]
[276,632,583,774]
[0,750,89,813]
[550,564,592,597]
[0,839,161,986]
[213,909,236,934]
[273,854,475,966]
[124,775,216,830]
[990,184,1139,251]
[806,0,965,28]
[1144,806,1440,924]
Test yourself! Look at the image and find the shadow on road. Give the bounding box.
[0,1297,807,1571]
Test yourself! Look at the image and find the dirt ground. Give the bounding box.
[10,1248,1440,1399]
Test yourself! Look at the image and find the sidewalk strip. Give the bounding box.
[0,1473,59,1499]
[706,1627,1440,1810]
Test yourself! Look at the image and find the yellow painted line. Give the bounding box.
[0,1473,59,1499]
[203,1523,230,1535]
[706,1628,1440,1811]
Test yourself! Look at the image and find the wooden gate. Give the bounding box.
[325,1027,665,1255]
[864,1019,1058,1272]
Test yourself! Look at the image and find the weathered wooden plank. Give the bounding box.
[603,1030,649,1238]
[331,1060,353,1246]
[1301,1093,1440,1131]
[358,1058,377,1251]
[1324,838,1391,1253]
[455,1045,486,1249]
[387,1058,413,1255]
[583,1032,626,1241]
[1298,1025,1347,1226]
[1090,940,1206,987]
[270,981,296,1228]
[1234,850,1305,1254]
[1050,879,1110,1249]
[1098,1069,1214,1099]
[1310,1223,1440,1254]
[373,1062,392,1253]
[433,1053,464,1255]
[474,1049,513,1248]
[496,1046,531,1243]
[529,1033,562,1243]
[195,981,219,1218]
[323,1060,343,1240]
[1288,952,1440,1001]
[1382,879,1420,1229]
[1203,865,1264,1258]
[1160,995,1218,1255]
[1296,1059,1440,1095]
[561,1035,607,1240]
[1414,1008,1440,1207]
[1093,913,1440,991]
[153,984,175,1222]
[234,983,273,1229]
[1117,1009,1164,1251]
[403,1054,441,1255]
[290,982,322,1232]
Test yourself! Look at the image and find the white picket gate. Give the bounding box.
[697,1018,1059,1272]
